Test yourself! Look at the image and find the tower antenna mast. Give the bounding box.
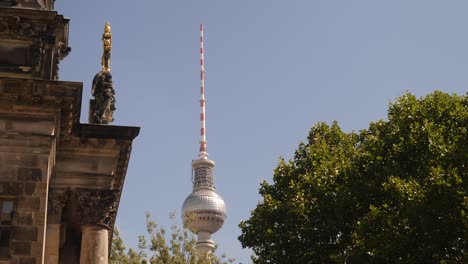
[199,24,208,159]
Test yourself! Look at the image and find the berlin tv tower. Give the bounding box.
[182,24,227,254]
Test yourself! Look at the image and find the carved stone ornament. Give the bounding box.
[0,16,42,40]
[76,189,119,229]
[47,190,69,225]
[52,41,71,79]
[56,41,71,60]
[31,38,44,73]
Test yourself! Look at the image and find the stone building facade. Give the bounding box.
[0,1,140,263]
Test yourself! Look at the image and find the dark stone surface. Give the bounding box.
[47,190,68,225]
[19,256,36,264]
[17,168,42,182]
[17,197,40,210]
[11,241,31,255]
[75,123,140,140]
[24,183,36,195]
[0,0,16,8]
[0,182,23,194]
[12,227,37,241]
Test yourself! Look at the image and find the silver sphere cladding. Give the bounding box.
[182,189,226,234]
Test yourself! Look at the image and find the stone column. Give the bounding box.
[80,225,109,264]
[76,189,118,264]
[45,191,67,264]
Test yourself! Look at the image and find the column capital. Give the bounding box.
[75,189,119,229]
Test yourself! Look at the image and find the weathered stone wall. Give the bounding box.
[0,137,55,264]
[0,78,68,264]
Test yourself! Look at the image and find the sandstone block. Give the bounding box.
[0,182,23,195]
[12,227,38,241]
[17,197,40,210]
[11,241,31,255]
[13,212,33,225]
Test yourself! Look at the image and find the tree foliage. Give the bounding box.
[110,212,234,264]
[239,91,467,263]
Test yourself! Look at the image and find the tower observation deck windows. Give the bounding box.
[193,166,214,188]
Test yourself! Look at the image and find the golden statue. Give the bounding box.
[101,22,112,72]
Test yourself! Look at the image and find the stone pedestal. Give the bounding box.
[80,225,108,264]
[45,224,60,264]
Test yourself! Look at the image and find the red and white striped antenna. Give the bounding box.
[199,24,208,159]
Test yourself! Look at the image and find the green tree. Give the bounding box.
[110,212,234,264]
[239,91,467,264]
[110,228,143,264]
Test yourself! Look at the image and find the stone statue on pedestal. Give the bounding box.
[89,22,116,125]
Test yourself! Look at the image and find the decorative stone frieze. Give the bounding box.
[75,189,118,229]
[0,16,41,40]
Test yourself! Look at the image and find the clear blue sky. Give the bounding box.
[56,1,467,263]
